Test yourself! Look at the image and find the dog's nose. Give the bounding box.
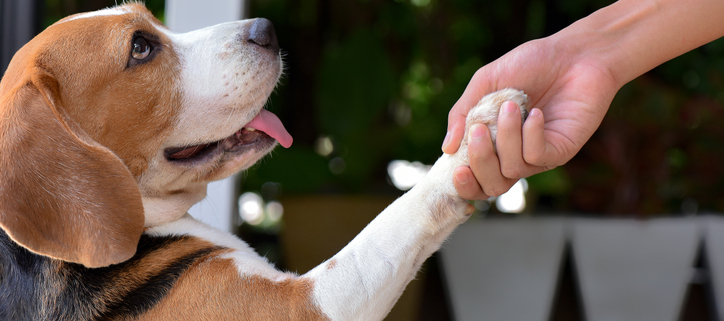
[246,18,279,53]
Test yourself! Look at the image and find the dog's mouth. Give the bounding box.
[164,109,292,162]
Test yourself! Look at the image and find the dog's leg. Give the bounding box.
[304,88,529,321]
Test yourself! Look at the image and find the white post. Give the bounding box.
[165,0,247,233]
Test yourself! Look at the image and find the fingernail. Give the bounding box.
[470,124,485,141]
[502,101,517,114]
[530,108,542,117]
[455,171,469,185]
[442,132,451,149]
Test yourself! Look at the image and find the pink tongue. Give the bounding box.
[246,110,293,148]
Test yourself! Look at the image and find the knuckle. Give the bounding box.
[455,184,482,200]
[468,143,495,162]
[523,150,546,166]
[483,184,508,197]
[501,167,522,179]
[471,67,487,82]
[473,191,490,201]
[484,186,506,197]
[448,106,463,120]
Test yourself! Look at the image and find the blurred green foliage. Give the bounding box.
[41,0,724,216]
[247,0,724,216]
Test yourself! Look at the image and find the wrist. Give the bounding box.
[547,0,724,89]
[544,1,646,90]
[541,27,624,91]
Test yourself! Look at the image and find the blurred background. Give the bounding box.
[3,0,724,320]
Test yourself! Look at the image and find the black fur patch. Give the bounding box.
[0,230,221,321]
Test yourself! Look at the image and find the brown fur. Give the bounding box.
[38,4,180,177]
[137,257,328,321]
[326,259,337,270]
[0,4,180,267]
[0,71,145,268]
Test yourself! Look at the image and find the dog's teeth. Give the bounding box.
[245,128,256,132]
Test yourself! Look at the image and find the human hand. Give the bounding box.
[443,38,621,200]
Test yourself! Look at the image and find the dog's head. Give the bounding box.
[0,3,290,267]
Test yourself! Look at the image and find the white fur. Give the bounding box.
[61,7,130,23]
[147,214,293,281]
[160,21,282,148]
[138,18,283,226]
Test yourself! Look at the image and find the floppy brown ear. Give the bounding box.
[0,71,145,268]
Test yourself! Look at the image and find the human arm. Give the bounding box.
[444,0,724,200]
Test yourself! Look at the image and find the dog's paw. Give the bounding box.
[424,89,529,197]
[449,88,528,170]
[465,88,529,145]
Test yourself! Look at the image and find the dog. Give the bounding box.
[0,3,527,320]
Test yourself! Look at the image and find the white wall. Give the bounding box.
[166,0,248,33]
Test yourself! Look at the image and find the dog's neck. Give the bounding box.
[141,185,207,226]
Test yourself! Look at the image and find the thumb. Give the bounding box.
[443,81,491,154]
[442,116,465,154]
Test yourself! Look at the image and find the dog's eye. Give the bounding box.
[127,33,160,68]
[131,36,152,60]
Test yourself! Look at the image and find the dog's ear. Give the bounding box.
[0,71,145,268]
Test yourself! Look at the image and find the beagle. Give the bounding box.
[0,3,527,320]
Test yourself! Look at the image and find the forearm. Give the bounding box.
[551,0,724,88]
